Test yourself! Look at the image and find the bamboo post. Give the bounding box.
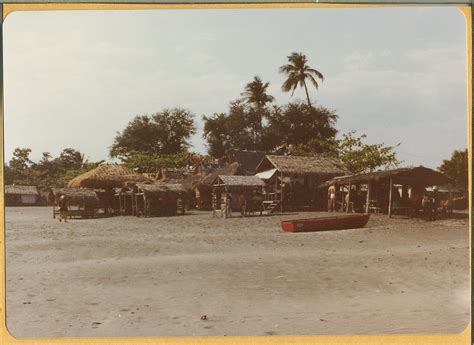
[388,178,393,218]
[347,182,352,213]
[365,181,371,214]
[280,172,284,212]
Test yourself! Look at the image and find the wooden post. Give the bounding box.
[388,178,393,218]
[365,181,371,214]
[280,172,284,212]
[347,182,352,213]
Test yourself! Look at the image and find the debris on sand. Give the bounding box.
[200,315,208,321]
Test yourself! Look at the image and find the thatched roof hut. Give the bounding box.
[319,166,453,189]
[68,164,150,189]
[212,175,265,189]
[49,188,99,206]
[135,183,186,196]
[256,155,350,176]
[5,185,39,206]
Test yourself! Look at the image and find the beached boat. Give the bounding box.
[281,214,370,233]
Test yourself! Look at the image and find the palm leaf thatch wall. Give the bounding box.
[68,164,151,189]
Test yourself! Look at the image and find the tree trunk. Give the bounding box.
[303,82,312,108]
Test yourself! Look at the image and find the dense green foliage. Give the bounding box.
[121,152,212,173]
[5,148,104,190]
[110,108,196,159]
[438,149,468,189]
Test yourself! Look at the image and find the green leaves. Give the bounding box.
[110,108,196,159]
[438,149,468,189]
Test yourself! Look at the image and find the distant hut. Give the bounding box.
[5,185,39,206]
[112,186,134,215]
[185,162,241,210]
[133,183,187,217]
[68,164,151,214]
[212,175,266,214]
[320,166,453,216]
[49,188,99,219]
[224,150,266,175]
[255,155,349,211]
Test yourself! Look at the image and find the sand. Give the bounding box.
[5,206,470,338]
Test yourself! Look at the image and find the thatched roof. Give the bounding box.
[227,150,266,175]
[49,188,99,205]
[213,175,265,187]
[5,185,39,196]
[201,162,241,186]
[135,183,186,196]
[68,164,150,189]
[319,166,453,188]
[156,167,191,183]
[256,155,350,176]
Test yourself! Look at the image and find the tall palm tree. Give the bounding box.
[241,76,274,110]
[279,52,324,107]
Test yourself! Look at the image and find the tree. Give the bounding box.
[330,131,400,174]
[241,76,274,110]
[110,108,196,158]
[279,52,324,107]
[438,149,468,189]
[59,148,86,170]
[264,101,338,155]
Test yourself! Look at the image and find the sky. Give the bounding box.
[3,6,468,169]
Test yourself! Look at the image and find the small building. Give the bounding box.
[49,188,100,219]
[133,183,187,217]
[5,185,39,206]
[255,155,350,211]
[212,175,265,213]
[224,150,266,175]
[320,166,453,217]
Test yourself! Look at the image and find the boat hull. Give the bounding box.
[281,214,370,233]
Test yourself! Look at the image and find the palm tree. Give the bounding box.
[279,52,324,107]
[241,76,274,110]
[241,76,274,147]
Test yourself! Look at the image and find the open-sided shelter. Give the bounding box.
[212,175,265,212]
[5,185,39,206]
[320,166,453,217]
[255,155,350,211]
[68,164,150,214]
[49,188,99,219]
[133,183,187,217]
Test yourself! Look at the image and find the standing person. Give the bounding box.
[238,192,246,217]
[58,195,69,222]
[327,184,336,212]
[225,193,233,218]
[211,193,218,218]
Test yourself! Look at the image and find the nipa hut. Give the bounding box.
[224,150,266,175]
[68,164,151,214]
[49,188,99,219]
[254,155,350,211]
[5,185,39,206]
[133,183,187,217]
[68,164,150,189]
[320,166,453,217]
[184,162,241,210]
[212,175,265,213]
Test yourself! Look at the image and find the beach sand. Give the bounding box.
[5,206,469,338]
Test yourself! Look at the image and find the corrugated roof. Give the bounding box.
[259,155,350,175]
[5,185,39,195]
[214,175,265,187]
